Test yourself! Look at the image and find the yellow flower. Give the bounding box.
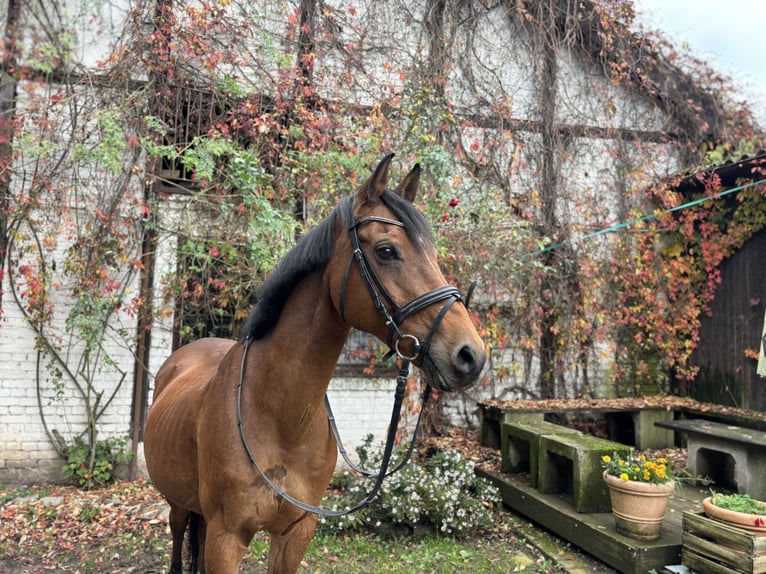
[601,450,674,484]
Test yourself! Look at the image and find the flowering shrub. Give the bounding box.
[318,435,501,537]
[601,450,673,484]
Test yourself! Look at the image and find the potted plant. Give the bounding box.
[703,492,766,536]
[601,450,675,540]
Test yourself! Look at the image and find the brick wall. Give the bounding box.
[0,263,140,485]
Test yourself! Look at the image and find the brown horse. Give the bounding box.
[143,154,486,574]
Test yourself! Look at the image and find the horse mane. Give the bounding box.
[239,189,432,341]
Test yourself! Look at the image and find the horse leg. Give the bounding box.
[267,515,319,574]
[203,516,251,574]
[197,514,207,574]
[168,504,189,574]
[189,511,206,574]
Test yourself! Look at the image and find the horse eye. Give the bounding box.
[375,245,397,261]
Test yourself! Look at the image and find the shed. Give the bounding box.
[681,153,766,411]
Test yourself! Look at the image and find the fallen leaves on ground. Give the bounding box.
[0,478,169,573]
[423,426,502,472]
[1,476,568,574]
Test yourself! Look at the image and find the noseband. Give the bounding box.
[338,198,464,362]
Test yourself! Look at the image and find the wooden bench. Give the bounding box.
[500,421,583,486]
[655,419,766,500]
[537,433,632,513]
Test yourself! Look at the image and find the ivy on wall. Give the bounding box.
[1,0,764,470]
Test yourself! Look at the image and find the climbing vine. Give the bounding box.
[3,78,147,470]
[2,0,765,471]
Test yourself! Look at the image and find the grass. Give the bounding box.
[306,532,501,572]
[242,531,557,573]
[241,514,565,573]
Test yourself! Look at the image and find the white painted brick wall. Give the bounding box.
[325,377,406,466]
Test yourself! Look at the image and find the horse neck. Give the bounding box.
[242,270,350,440]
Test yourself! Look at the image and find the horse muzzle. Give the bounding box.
[419,340,486,392]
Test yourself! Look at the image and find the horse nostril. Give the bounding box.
[454,344,479,376]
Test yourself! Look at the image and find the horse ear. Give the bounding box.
[395,163,420,202]
[358,153,395,205]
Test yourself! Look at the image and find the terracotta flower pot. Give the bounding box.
[603,471,675,540]
[702,497,766,537]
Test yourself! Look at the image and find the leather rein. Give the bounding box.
[237,196,472,517]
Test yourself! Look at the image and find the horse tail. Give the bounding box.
[188,511,202,573]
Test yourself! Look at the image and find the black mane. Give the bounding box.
[239,190,432,341]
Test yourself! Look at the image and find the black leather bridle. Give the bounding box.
[338,197,463,362]
[237,195,473,517]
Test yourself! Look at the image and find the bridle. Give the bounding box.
[237,195,474,517]
[338,196,463,363]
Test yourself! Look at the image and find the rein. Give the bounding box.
[236,196,472,517]
[237,337,427,517]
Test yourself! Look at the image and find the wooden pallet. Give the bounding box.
[682,511,766,574]
[477,467,691,574]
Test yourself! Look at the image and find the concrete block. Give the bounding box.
[691,440,766,500]
[500,421,582,487]
[657,419,766,500]
[538,433,632,513]
[605,408,675,449]
[634,409,675,449]
[480,404,543,448]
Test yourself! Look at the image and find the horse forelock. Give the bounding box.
[380,189,432,245]
[239,199,350,342]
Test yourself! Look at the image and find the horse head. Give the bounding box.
[331,154,486,392]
